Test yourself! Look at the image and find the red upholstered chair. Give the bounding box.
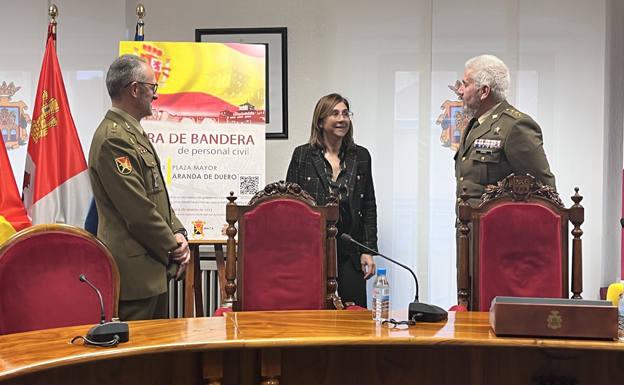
[0,224,119,334]
[457,174,584,311]
[220,181,344,312]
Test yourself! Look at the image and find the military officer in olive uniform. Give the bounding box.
[88,54,190,321]
[455,54,556,206]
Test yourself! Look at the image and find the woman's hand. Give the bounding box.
[360,253,376,280]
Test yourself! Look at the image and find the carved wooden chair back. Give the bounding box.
[0,224,120,334]
[457,174,584,311]
[223,181,343,311]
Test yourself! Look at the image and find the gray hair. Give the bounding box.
[106,54,148,99]
[465,54,510,102]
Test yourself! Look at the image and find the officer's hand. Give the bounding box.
[170,233,190,264]
[175,261,188,280]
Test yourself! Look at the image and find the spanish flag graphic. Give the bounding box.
[119,41,265,118]
[0,133,30,244]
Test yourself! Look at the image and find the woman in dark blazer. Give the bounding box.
[286,93,378,307]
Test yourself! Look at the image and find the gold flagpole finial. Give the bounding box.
[136,4,145,19]
[135,4,146,41]
[49,4,58,24]
[48,4,58,44]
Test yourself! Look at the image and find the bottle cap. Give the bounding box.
[377,268,386,275]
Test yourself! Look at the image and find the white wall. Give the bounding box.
[2,0,617,310]
[516,0,606,302]
[3,0,126,187]
[603,0,624,287]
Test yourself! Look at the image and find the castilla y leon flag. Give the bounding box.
[22,24,91,226]
[0,134,30,243]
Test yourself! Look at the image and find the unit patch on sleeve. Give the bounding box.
[115,156,133,175]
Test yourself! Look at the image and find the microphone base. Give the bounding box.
[409,302,448,323]
[87,321,130,343]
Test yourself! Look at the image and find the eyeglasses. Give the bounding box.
[125,81,158,94]
[327,110,354,120]
[381,318,417,328]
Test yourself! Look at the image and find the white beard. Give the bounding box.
[462,101,480,119]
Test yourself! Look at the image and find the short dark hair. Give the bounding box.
[105,54,148,100]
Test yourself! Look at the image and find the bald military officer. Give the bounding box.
[455,54,556,205]
[88,54,190,320]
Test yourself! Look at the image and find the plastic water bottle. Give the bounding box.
[618,292,624,341]
[372,268,390,322]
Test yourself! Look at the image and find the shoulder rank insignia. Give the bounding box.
[115,156,133,175]
[504,108,523,119]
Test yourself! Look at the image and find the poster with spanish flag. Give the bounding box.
[120,41,266,240]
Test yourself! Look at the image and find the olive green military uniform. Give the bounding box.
[455,100,556,205]
[88,107,184,319]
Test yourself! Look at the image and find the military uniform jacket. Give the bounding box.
[286,143,378,263]
[454,101,556,204]
[88,108,184,300]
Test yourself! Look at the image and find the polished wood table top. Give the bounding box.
[0,310,622,381]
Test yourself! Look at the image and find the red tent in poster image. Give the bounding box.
[22,23,91,226]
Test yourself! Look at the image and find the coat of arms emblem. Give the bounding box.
[192,220,205,239]
[546,310,562,330]
[0,81,31,150]
[436,81,469,151]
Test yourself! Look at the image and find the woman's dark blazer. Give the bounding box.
[286,143,378,266]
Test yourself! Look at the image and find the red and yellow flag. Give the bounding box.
[22,24,92,226]
[0,134,30,243]
[119,41,266,117]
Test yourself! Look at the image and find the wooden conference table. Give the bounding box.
[1,310,623,385]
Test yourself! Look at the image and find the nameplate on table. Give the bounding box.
[489,296,618,340]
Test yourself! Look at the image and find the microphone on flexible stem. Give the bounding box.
[79,274,129,344]
[79,274,105,324]
[340,234,448,322]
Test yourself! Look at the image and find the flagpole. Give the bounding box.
[48,4,58,48]
[23,2,92,226]
[135,4,145,41]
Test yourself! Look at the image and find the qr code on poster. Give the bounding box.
[239,175,260,195]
